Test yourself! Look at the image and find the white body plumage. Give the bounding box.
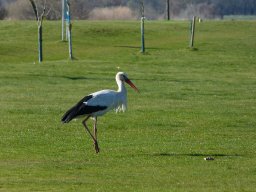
[62,72,138,123]
[61,72,139,153]
[85,88,127,117]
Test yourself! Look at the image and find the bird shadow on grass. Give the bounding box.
[62,76,113,81]
[151,153,242,158]
[29,74,113,81]
[62,76,88,80]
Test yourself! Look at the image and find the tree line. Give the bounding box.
[1,0,256,20]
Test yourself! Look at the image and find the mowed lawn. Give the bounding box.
[0,20,255,191]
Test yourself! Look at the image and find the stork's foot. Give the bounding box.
[94,141,100,153]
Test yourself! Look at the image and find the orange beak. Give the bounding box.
[125,78,139,93]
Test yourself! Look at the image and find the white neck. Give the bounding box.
[117,79,127,93]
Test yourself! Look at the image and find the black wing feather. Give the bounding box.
[61,95,107,123]
[61,95,92,123]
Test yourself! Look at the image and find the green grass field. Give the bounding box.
[0,20,256,191]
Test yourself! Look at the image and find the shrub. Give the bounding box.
[89,6,135,20]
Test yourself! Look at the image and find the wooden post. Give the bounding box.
[166,0,170,20]
[141,17,145,53]
[190,16,196,48]
[140,0,145,53]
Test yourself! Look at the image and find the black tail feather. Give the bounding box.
[61,95,107,123]
[61,105,78,123]
[61,95,93,123]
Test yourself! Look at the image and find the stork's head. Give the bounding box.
[116,72,139,92]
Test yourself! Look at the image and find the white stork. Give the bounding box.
[61,72,139,153]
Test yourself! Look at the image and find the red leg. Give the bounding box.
[82,116,100,153]
[93,117,100,153]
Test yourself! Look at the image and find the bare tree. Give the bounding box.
[29,0,50,63]
[6,0,59,20]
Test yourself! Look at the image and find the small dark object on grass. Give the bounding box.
[204,157,215,161]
